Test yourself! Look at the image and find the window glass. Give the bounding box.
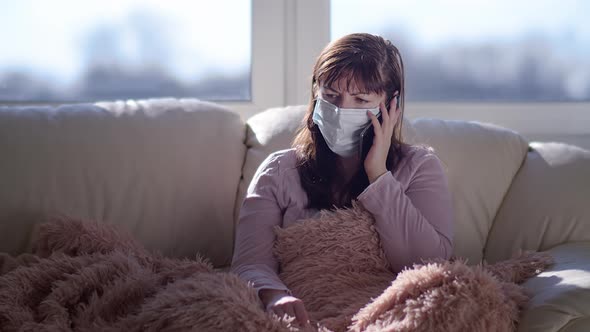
[331,0,590,102]
[0,0,251,102]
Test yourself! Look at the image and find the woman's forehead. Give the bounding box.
[320,76,375,95]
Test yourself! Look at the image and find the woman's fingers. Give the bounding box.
[384,96,399,134]
[272,306,285,318]
[264,293,311,327]
[269,300,310,327]
[271,301,309,326]
[282,304,296,319]
[371,97,398,139]
[293,302,311,327]
[367,111,382,139]
[380,101,390,123]
[380,101,391,135]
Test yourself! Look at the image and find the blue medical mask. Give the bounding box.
[312,98,381,157]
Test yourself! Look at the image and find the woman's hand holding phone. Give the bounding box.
[364,94,401,183]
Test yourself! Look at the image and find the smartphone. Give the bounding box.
[358,94,399,159]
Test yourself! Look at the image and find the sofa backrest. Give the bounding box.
[410,118,530,264]
[0,98,245,267]
[485,142,590,263]
[7,98,585,269]
[240,105,530,264]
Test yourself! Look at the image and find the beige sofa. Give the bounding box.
[0,98,589,331]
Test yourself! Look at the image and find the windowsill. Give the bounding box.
[405,101,590,150]
[405,101,590,134]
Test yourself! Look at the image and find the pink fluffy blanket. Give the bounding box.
[0,204,553,332]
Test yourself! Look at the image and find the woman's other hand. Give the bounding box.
[260,289,311,328]
[364,94,401,183]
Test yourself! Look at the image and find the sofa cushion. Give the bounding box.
[516,241,590,332]
[411,119,529,264]
[485,142,590,263]
[0,98,245,267]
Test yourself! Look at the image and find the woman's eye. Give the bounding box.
[324,94,337,99]
[356,98,369,103]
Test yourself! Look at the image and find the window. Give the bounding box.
[0,0,251,102]
[331,0,590,102]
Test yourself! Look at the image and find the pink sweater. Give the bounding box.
[230,145,454,296]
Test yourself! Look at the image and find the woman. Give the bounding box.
[230,33,454,327]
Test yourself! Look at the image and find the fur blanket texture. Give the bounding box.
[0,203,553,332]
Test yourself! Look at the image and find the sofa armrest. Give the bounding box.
[518,241,590,332]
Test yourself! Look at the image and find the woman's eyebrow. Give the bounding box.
[325,86,370,96]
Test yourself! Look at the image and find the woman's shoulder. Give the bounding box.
[258,148,299,176]
[403,142,437,159]
[251,149,303,203]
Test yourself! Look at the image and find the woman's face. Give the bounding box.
[318,76,385,110]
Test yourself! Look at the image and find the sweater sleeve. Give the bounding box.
[356,151,454,273]
[230,153,292,298]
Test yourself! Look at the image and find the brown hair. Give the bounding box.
[292,33,409,210]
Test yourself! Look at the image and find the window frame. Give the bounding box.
[226,0,330,119]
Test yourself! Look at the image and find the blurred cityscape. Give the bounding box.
[0,66,250,102]
[382,28,590,102]
[332,0,590,102]
[0,2,251,103]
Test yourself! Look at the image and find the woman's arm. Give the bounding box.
[230,153,292,298]
[357,151,454,273]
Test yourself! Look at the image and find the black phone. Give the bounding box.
[359,94,399,159]
[359,113,381,159]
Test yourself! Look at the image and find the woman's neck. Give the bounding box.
[336,154,361,183]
